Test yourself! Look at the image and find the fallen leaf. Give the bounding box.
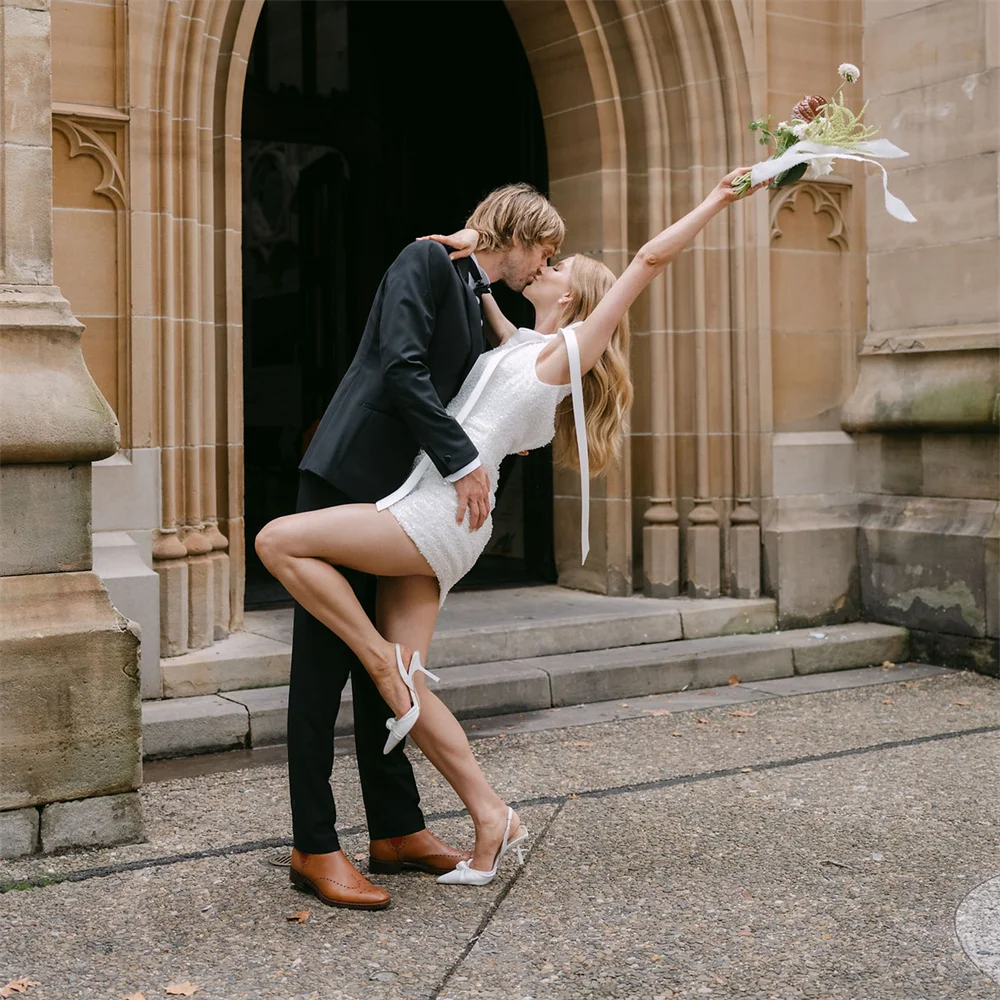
[642,709,671,717]
[728,674,740,686]
[0,980,41,998]
[953,701,971,707]
[740,767,752,773]
[822,933,832,940]
[695,717,710,724]
[123,994,146,1000]
[353,852,366,861]
[731,728,746,734]
[671,731,683,737]
[495,733,505,739]
[619,703,629,707]
[164,986,198,998]
[285,911,310,923]
[882,699,893,705]
[728,710,757,718]
[881,660,895,669]
[573,741,594,747]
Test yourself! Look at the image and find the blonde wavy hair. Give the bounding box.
[465,183,565,254]
[552,255,633,477]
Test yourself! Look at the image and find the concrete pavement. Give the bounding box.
[1,665,998,999]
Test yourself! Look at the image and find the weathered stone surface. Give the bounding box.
[843,350,1000,433]
[160,630,291,698]
[40,792,144,853]
[762,496,860,628]
[0,572,141,810]
[909,629,999,677]
[141,695,248,760]
[0,806,40,859]
[541,633,794,707]
[0,463,92,575]
[434,661,552,719]
[219,686,290,747]
[155,558,188,659]
[0,290,118,461]
[859,495,996,638]
[785,623,909,675]
[672,597,776,639]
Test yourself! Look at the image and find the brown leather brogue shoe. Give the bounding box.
[369,827,473,875]
[289,848,390,910]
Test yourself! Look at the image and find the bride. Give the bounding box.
[255,166,764,886]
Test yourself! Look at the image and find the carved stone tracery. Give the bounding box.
[51,114,128,211]
[769,180,849,251]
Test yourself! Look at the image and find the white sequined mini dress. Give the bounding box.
[376,325,588,606]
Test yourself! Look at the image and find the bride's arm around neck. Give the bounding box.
[481,292,517,346]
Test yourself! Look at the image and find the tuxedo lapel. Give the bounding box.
[453,258,486,372]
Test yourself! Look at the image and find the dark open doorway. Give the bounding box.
[242,0,555,608]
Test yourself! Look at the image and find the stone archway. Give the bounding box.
[505,1,765,600]
[130,0,764,673]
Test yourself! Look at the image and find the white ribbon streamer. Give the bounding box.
[561,323,590,564]
[749,139,916,223]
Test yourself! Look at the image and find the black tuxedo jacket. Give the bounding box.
[299,240,488,503]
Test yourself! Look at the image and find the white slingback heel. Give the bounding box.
[382,644,440,755]
[435,806,528,886]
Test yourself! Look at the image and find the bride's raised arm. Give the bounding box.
[537,168,765,382]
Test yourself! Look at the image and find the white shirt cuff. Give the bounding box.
[444,456,482,483]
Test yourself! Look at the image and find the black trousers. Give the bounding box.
[286,470,425,853]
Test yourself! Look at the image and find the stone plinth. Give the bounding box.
[0,573,143,814]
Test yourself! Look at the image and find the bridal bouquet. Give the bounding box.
[733,63,916,222]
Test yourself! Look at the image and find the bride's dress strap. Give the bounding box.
[561,322,589,564]
[375,339,533,512]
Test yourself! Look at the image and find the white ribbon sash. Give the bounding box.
[375,340,536,512]
[749,139,916,223]
[561,324,590,564]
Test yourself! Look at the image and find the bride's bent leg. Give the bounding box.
[254,504,434,720]
[376,576,523,873]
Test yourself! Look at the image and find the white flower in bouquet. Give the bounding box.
[838,63,860,83]
[792,121,810,139]
[807,156,835,179]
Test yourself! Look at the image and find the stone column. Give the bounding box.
[0,0,142,859]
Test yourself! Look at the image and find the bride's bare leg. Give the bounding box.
[254,504,435,720]
[376,575,523,872]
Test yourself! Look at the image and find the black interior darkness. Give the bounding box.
[242,0,555,608]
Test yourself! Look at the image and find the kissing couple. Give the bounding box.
[255,169,765,909]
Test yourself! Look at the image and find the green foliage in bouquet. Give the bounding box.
[742,117,806,191]
[807,94,880,147]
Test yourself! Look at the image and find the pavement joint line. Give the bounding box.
[429,799,569,1000]
[3,723,997,894]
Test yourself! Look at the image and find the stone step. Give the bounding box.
[158,590,777,698]
[141,622,908,759]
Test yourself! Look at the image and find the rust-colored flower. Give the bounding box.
[792,95,827,123]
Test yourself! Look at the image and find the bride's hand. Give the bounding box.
[417,228,480,260]
[711,167,767,206]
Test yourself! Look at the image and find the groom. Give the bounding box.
[287,183,565,909]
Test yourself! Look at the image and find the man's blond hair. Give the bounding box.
[465,183,565,254]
